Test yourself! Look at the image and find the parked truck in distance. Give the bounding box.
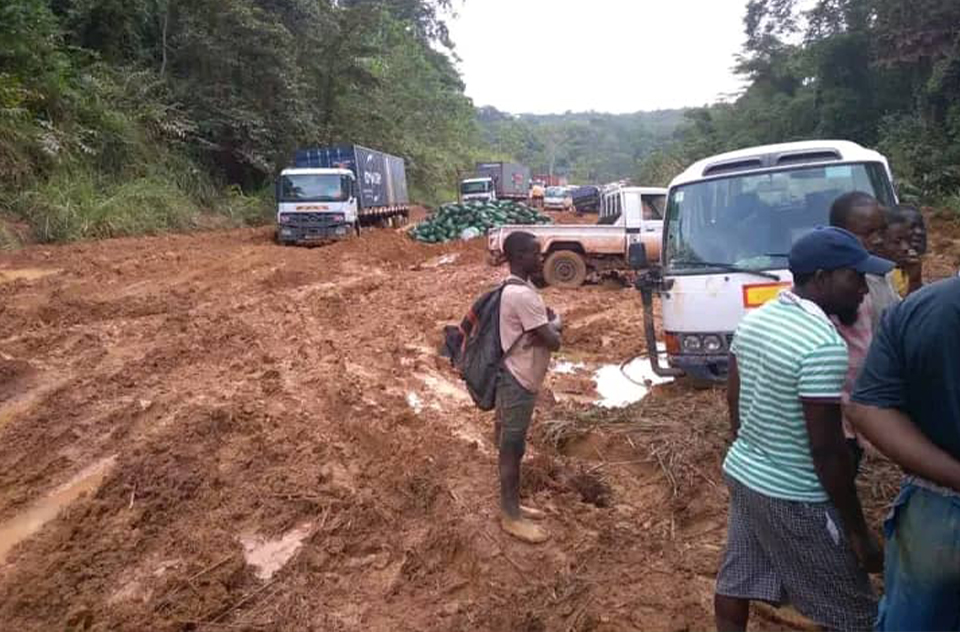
[487,186,666,288]
[276,145,409,245]
[533,174,567,187]
[460,162,530,202]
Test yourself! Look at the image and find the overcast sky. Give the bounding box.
[447,0,750,114]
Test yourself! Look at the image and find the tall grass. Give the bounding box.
[7,169,273,244]
[13,169,195,242]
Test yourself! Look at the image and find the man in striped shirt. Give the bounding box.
[715,227,893,632]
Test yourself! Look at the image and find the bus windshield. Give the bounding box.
[665,162,895,273]
[280,174,351,202]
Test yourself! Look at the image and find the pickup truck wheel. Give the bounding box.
[544,250,587,288]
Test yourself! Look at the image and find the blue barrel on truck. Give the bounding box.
[293,145,409,223]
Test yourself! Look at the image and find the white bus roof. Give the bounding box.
[462,177,493,183]
[281,167,354,176]
[606,186,668,195]
[670,140,890,188]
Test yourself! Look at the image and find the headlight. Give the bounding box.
[681,335,702,352]
[703,335,724,353]
[278,214,290,224]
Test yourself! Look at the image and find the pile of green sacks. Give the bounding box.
[409,200,552,243]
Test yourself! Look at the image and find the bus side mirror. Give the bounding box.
[628,242,648,270]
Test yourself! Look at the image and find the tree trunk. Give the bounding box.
[159,1,169,77]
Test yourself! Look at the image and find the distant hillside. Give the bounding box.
[475,106,686,184]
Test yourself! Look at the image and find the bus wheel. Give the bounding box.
[543,250,587,288]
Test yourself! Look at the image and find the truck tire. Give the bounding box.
[543,250,587,288]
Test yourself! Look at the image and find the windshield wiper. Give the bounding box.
[669,260,783,281]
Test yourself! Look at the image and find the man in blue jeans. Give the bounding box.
[850,277,960,631]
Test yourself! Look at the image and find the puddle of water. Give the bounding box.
[420,253,460,268]
[0,396,38,431]
[417,373,471,405]
[553,360,586,375]
[593,356,673,409]
[0,455,117,563]
[406,392,424,414]
[0,268,60,284]
[240,523,313,581]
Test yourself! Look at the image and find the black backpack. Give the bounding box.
[442,279,526,411]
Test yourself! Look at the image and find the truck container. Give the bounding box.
[294,145,409,210]
[474,162,530,200]
[276,145,409,245]
[533,174,567,187]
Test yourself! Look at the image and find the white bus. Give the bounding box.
[636,140,898,382]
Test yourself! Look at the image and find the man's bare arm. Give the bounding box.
[532,323,561,352]
[804,400,882,572]
[848,403,960,491]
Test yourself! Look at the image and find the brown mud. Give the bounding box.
[0,212,955,631]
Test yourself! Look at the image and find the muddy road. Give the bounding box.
[0,214,957,631]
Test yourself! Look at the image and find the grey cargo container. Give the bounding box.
[294,145,409,218]
[475,162,530,200]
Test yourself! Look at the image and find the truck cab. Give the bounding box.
[599,186,666,229]
[276,167,358,244]
[460,177,496,202]
[637,140,898,382]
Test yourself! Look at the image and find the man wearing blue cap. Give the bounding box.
[715,227,893,632]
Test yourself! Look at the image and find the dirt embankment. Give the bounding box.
[0,212,956,631]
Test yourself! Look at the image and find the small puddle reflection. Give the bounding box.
[594,356,673,408]
[241,523,313,581]
[0,456,116,563]
[0,268,60,284]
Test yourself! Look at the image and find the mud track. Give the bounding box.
[0,213,957,631]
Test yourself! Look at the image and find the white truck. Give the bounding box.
[543,186,573,211]
[488,186,666,288]
[459,162,530,202]
[276,145,408,245]
[635,140,899,382]
[460,177,497,202]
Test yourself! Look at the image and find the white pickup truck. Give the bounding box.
[488,186,666,288]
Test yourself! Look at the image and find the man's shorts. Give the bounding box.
[716,474,877,631]
[495,369,536,451]
[877,479,960,631]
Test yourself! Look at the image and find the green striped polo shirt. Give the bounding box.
[723,291,849,502]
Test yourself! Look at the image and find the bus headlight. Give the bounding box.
[703,335,724,353]
[681,335,702,352]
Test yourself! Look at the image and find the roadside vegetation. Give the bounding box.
[0,0,478,245]
[637,0,960,211]
[2,1,958,247]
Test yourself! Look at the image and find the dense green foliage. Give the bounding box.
[640,0,960,201]
[475,107,684,185]
[2,0,957,246]
[0,0,477,242]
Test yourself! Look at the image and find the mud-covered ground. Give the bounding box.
[0,211,958,632]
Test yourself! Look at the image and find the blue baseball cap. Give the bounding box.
[789,227,894,276]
